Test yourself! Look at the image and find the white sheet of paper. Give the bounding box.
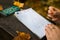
[14,8,51,38]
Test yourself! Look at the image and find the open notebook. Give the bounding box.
[14,8,51,39]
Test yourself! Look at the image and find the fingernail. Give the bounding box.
[48,10,51,13]
[48,15,52,17]
[49,6,53,10]
[52,18,57,21]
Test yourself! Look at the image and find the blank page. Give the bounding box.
[14,8,51,38]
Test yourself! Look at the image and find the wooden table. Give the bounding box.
[0,15,43,40]
[0,0,47,40]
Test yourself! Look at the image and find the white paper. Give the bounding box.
[14,8,51,38]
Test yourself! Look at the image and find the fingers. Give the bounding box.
[51,18,58,21]
[49,6,56,14]
[48,10,54,17]
[49,6,60,12]
[45,24,59,32]
[48,6,56,19]
[48,6,57,17]
[45,24,53,40]
[47,6,60,21]
[45,24,59,37]
[45,24,54,40]
[45,24,60,40]
[48,6,60,16]
[45,29,51,40]
[49,24,58,29]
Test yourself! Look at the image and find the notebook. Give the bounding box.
[14,8,51,39]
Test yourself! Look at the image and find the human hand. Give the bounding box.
[45,24,60,40]
[47,6,60,25]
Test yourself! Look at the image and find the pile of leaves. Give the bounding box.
[13,32,31,40]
